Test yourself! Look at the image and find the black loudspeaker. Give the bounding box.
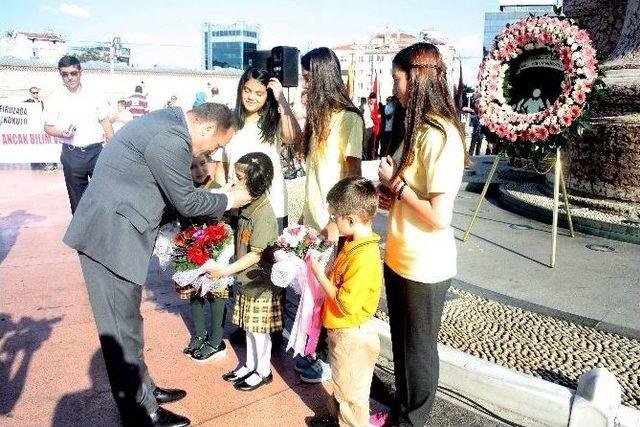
[246,50,272,71]
[271,46,299,87]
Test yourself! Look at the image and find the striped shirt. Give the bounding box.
[127,93,149,118]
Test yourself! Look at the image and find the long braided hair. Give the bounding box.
[392,43,468,180]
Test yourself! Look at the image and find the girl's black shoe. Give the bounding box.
[222,367,254,382]
[183,335,206,356]
[191,340,226,363]
[234,372,273,391]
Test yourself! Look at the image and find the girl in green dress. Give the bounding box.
[206,152,282,392]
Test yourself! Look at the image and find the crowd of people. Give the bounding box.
[45,41,466,427]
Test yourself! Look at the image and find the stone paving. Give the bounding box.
[500,181,640,229]
[377,287,640,409]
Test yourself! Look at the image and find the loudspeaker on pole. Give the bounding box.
[271,46,299,87]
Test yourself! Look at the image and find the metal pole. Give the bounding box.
[463,152,501,242]
[550,148,561,268]
[559,161,575,238]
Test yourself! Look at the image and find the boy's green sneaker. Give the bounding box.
[294,354,316,373]
[300,359,331,383]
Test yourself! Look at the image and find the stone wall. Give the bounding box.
[566,118,640,202]
[563,0,640,203]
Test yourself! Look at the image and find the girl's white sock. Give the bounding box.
[245,330,257,371]
[252,331,272,377]
[234,365,251,378]
[243,372,264,387]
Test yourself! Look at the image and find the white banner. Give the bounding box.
[0,101,64,163]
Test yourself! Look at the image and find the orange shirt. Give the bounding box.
[322,233,382,329]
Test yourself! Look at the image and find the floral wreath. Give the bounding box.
[476,14,602,158]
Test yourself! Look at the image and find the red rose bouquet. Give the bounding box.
[170,222,235,296]
[172,223,232,271]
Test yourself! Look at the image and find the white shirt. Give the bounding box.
[363,104,374,129]
[222,120,288,218]
[44,85,110,147]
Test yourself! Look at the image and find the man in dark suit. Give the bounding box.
[63,103,251,427]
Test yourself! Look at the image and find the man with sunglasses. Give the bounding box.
[25,86,44,109]
[44,55,114,213]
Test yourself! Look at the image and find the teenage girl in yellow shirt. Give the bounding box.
[378,42,467,426]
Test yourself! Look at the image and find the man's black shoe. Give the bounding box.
[148,407,190,427]
[153,387,187,404]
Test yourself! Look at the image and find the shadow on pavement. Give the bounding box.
[0,313,62,416]
[0,210,46,265]
[451,223,550,268]
[51,349,121,427]
[143,256,195,336]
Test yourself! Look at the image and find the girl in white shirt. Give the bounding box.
[218,67,302,232]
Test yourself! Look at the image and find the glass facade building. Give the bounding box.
[202,22,260,70]
[483,1,558,55]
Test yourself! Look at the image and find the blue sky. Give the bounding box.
[1,0,499,83]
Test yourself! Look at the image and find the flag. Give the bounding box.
[371,71,381,136]
[372,71,379,101]
[454,60,464,110]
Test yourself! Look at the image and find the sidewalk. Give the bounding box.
[0,169,506,426]
[452,175,640,339]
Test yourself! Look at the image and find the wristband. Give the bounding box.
[391,177,406,194]
[397,183,407,200]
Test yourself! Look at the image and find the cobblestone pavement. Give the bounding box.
[377,287,640,409]
[501,181,640,228]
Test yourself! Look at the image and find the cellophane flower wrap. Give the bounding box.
[270,225,335,357]
[270,225,333,292]
[156,222,234,296]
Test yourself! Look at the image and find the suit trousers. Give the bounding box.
[384,264,450,427]
[60,143,102,214]
[79,253,159,422]
[327,320,380,427]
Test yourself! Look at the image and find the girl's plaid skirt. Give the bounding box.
[232,292,283,334]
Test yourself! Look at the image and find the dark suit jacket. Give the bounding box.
[63,107,228,285]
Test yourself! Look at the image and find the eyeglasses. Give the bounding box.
[30,91,39,95]
[60,71,79,78]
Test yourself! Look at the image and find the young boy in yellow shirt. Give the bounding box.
[309,176,382,427]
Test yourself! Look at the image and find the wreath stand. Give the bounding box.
[462,148,575,268]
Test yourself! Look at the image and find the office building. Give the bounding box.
[202,22,260,70]
[483,1,559,55]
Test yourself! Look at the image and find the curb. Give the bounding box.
[370,317,640,427]
[497,184,640,245]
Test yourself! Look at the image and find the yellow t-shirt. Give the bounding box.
[322,234,382,329]
[303,110,363,231]
[385,117,464,284]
